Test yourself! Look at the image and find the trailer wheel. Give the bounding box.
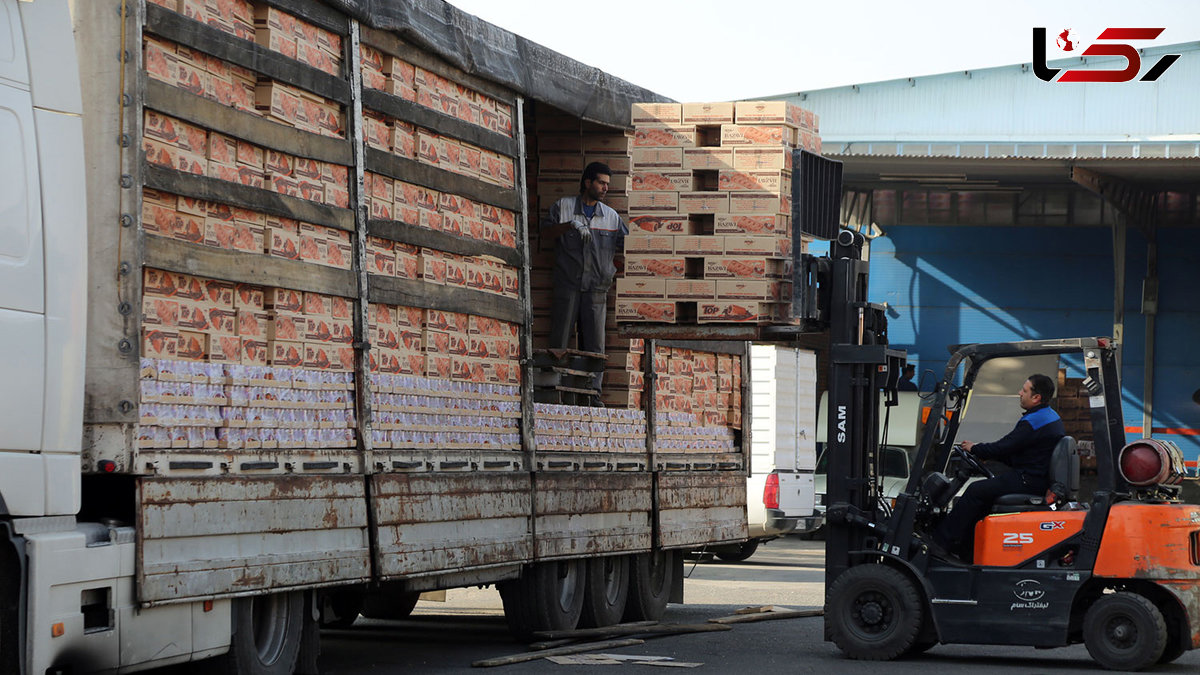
[360,588,420,620]
[1083,592,1166,671]
[623,550,675,622]
[320,589,364,628]
[217,591,304,675]
[579,554,630,628]
[715,539,760,562]
[500,560,586,639]
[826,565,923,660]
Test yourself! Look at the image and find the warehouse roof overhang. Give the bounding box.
[330,0,668,128]
[833,153,1200,194]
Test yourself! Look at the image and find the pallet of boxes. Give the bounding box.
[617,100,819,325]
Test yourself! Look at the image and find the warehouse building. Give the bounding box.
[768,42,1200,472]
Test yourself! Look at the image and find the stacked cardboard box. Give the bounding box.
[145,37,258,114]
[1056,371,1095,443]
[141,269,355,371]
[143,111,350,207]
[137,358,356,450]
[360,44,514,138]
[368,304,521,386]
[655,412,737,453]
[137,268,358,451]
[142,189,353,268]
[533,404,647,452]
[617,100,821,325]
[365,237,518,301]
[369,374,520,450]
[363,172,518,248]
[147,0,255,40]
[254,6,342,76]
[144,35,345,138]
[254,80,344,138]
[150,1,343,76]
[368,307,522,450]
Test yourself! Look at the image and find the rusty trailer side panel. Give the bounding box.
[136,476,370,604]
[657,472,748,548]
[534,472,653,559]
[372,473,532,578]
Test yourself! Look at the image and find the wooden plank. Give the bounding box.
[365,148,521,212]
[515,95,537,486]
[472,639,646,668]
[259,0,349,36]
[367,218,522,267]
[136,475,370,603]
[143,236,358,298]
[708,609,823,624]
[372,473,533,577]
[141,498,367,538]
[534,473,652,557]
[361,88,517,158]
[143,164,354,231]
[532,622,730,644]
[145,79,352,165]
[368,274,522,324]
[145,4,350,104]
[359,26,517,105]
[80,0,144,425]
[140,556,370,605]
[656,472,748,548]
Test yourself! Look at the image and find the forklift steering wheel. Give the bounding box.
[952,445,995,479]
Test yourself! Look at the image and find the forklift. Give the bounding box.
[801,229,1200,671]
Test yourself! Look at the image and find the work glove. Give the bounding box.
[573,220,592,243]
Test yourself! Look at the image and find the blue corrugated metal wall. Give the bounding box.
[868,225,1200,472]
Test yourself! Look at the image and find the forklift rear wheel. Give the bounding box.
[1083,592,1166,671]
[579,555,630,628]
[827,565,923,660]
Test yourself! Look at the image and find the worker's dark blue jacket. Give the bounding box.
[970,403,1065,480]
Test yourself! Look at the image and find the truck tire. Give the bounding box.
[0,546,18,675]
[216,591,304,675]
[623,550,675,622]
[579,554,629,628]
[826,565,923,660]
[1083,592,1166,671]
[715,539,759,562]
[360,588,420,620]
[500,560,586,640]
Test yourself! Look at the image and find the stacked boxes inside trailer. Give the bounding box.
[84,0,750,604]
[618,101,820,325]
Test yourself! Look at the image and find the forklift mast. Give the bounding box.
[809,231,906,586]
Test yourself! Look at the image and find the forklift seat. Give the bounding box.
[991,436,1079,512]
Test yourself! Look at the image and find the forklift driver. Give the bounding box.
[932,374,1065,560]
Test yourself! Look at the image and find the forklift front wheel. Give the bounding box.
[1082,592,1167,671]
[826,565,923,661]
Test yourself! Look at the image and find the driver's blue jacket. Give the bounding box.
[970,403,1065,480]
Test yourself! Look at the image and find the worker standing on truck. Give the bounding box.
[541,162,628,391]
[933,374,1064,559]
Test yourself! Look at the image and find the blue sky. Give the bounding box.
[446,0,1200,100]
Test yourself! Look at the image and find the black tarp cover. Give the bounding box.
[328,0,671,128]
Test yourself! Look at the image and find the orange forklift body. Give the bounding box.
[973,510,1087,567]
